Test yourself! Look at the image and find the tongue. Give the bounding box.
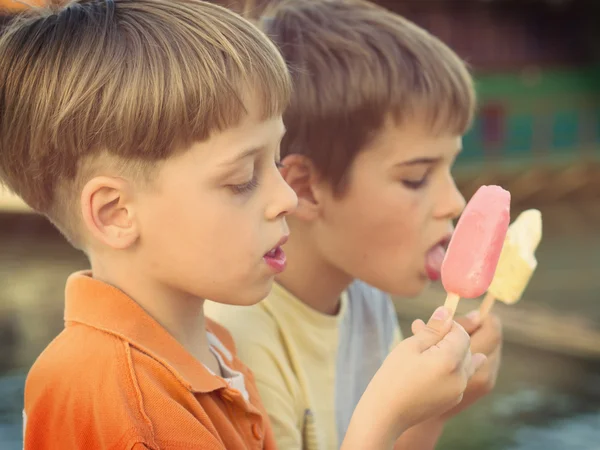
[426,245,446,275]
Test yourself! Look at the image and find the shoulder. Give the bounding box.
[345,280,401,342]
[347,280,395,316]
[24,325,154,448]
[25,324,130,400]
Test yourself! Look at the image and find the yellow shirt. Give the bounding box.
[206,281,402,450]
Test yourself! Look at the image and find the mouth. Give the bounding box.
[263,235,289,273]
[424,233,452,281]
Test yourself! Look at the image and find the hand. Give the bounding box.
[342,307,486,450]
[440,311,503,418]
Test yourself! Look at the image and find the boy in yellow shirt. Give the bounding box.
[206,1,502,449]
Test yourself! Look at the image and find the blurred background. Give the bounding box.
[1,0,599,449]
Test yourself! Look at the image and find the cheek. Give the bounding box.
[347,187,423,243]
[139,192,220,253]
[141,197,262,285]
[384,195,424,242]
[181,199,259,260]
[343,191,431,276]
[202,198,268,269]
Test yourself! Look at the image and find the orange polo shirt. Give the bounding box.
[0,0,44,11]
[23,272,277,449]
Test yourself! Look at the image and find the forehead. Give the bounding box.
[159,113,285,179]
[205,114,285,159]
[362,117,462,163]
[188,88,286,160]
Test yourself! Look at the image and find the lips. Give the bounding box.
[263,235,288,273]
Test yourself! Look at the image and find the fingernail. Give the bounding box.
[432,306,449,321]
[466,310,481,323]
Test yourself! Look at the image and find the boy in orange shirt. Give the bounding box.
[0,1,484,448]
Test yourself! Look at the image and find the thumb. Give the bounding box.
[411,307,453,352]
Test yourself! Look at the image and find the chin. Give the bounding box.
[384,276,429,298]
[233,279,274,307]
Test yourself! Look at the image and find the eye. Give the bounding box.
[230,176,259,194]
[402,176,428,190]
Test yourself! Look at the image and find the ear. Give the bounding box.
[279,154,321,221]
[80,176,139,250]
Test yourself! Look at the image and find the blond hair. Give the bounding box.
[260,0,475,193]
[0,0,291,246]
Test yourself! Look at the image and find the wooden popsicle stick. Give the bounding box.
[444,293,460,318]
[479,292,496,318]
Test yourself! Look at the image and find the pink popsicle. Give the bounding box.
[441,185,511,316]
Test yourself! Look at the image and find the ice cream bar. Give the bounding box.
[441,185,511,316]
[479,209,542,316]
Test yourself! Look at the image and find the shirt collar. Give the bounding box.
[64,271,226,393]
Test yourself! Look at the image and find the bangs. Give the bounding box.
[387,54,476,137]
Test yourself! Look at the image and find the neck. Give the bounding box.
[275,226,353,315]
[89,253,212,364]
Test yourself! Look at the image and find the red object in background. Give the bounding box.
[481,103,506,154]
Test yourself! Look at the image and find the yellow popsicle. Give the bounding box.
[479,209,542,317]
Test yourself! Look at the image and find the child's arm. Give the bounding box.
[341,307,486,449]
[393,419,446,450]
[387,307,447,450]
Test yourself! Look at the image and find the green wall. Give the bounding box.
[458,66,600,169]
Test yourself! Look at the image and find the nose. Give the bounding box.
[265,168,298,220]
[436,175,466,220]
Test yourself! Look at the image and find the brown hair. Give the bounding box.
[260,0,476,193]
[207,0,271,19]
[0,0,291,246]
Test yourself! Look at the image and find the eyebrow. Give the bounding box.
[395,148,462,167]
[219,127,287,168]
[396,157,441,166]
[220,147,262,168]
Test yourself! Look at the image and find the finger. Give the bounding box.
[411,319,426,335]
[410,307,453,352]
[486,346,503,375]
[466,353,487,380]
[434,321,471,362]
[460,347,472,375]
[427,306,452,333]
[454,310,483,335]
[468,314,503,355]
